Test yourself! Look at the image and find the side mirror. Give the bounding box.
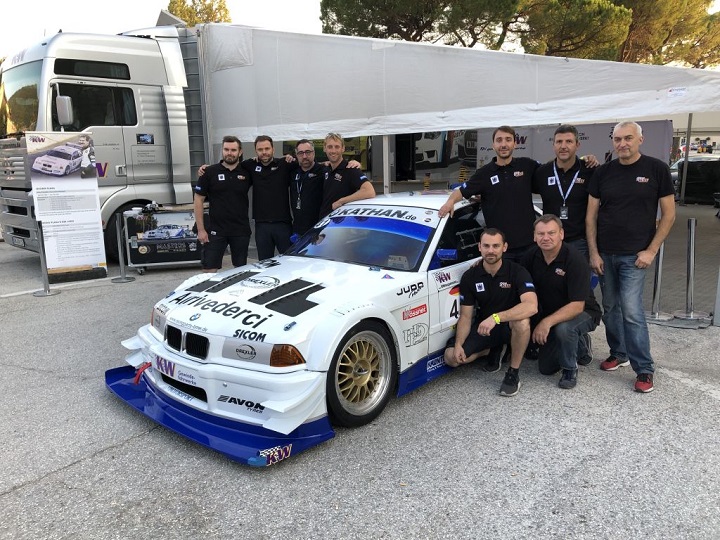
[435,248,458,261]
[56,95,74,127]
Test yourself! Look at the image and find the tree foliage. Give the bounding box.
[320,0,720,67]
[167,0,231,26]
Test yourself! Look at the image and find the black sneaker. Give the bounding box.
[499,368,521,396]
[483,345,505,373]
[577,334,593,366]
[524,343,539,361]
[558,368,578,389]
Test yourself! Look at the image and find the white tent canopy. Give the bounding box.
[199,24,720,142]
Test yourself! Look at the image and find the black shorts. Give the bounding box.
[202,234,250,269]
[447,322,511,357]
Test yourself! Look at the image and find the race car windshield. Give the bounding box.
[287,215,434,271]
[47,150,72,160]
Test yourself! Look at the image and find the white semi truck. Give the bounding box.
[0,24,209,259]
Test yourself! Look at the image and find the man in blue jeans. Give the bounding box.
[586,121,676,393]
[521,215,601,389]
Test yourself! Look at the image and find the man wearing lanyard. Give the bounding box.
[290,139,327,235]
[533,125,597,257]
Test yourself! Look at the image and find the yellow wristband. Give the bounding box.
[492,313,501,324]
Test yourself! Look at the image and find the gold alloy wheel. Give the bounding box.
[333,329,394,417]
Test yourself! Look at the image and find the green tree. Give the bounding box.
[614,0,720,65]
[167,0,231,26]
[516,0,631,59]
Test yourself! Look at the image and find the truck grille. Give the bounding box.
[165,324,209,360]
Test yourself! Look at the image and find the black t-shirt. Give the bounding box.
[533,158,594,242]
[460,157,539,250]
[290,162,328,234]
[588,155,674,255]
[241,158,293,223]
[459,259,535,321]
[194,162,251,236]
[320,159,369,218]
[520,243,602,324]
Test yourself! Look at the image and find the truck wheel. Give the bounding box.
[326,321,397,428]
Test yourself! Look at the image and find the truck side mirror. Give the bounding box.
[56,95,74,127]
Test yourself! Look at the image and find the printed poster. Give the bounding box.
[27,131,107,282]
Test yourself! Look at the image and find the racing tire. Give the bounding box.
[64,165,70,175]
[326,321,398,428]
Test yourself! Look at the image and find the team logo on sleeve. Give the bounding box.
[475,283,485,292]
[525,282,535,288]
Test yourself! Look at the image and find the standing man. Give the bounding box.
[241,135,294,260]
[439,126,538,260]
[444,229,537,397]
[533,125,596,256]
[290,139,327,235]
[586,121,676,393]
[78,134,96,178]
[520,215,601,389]
[319,133,376,218]
[193,135,252,272]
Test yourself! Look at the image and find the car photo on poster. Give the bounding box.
[144,223,191,239]
[31,143,83,176]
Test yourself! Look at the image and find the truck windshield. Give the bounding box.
[0,61,41,137]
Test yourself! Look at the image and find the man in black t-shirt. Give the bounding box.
[439,126,539,260]
[320,133,376,218]
[520,215,601,389]
[533,125,596,257]
[290,139,327,235]
[587,121,676,394]
[444,229,538,397]
[193,135,252,271]
[241,135,294,261]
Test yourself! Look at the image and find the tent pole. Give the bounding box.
[679,113,692,205]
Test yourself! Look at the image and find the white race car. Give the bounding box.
[31,144,83,176]
[106,192,491,466]
[144,224,188,239]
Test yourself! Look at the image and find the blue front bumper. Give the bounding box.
[105,366,335,466]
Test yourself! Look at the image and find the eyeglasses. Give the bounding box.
[296,150,315,156]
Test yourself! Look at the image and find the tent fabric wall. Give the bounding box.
[198,24,720,143]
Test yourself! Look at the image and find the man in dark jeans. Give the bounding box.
[520,215,601,389]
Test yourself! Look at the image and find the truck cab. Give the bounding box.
[0,27,194,258]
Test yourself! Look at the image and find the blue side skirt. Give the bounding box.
[105,366,335,467]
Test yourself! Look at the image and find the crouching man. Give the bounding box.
[444,229,538,396]
[520,215,602,389]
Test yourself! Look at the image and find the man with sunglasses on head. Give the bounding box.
[291,139,328,235]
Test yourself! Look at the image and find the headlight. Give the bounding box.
[270,345,306,367]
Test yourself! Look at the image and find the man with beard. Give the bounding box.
[291,139,328,235]
[443,229,538,397]
[193,136,252,271]
[439,126,539,261]
[241,135,294,260]
[319,133,376,218]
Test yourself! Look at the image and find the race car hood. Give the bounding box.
[158,256,418,344]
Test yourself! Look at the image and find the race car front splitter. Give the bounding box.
[105,366,335,466]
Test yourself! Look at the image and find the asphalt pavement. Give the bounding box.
[1,214,720,539]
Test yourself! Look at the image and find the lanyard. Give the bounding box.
[552,162,580,205]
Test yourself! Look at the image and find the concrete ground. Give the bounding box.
[1,202,719,540]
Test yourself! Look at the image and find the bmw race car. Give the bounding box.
[106,192,493,466]
[144,224,188,239]
[31,144,83,176]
